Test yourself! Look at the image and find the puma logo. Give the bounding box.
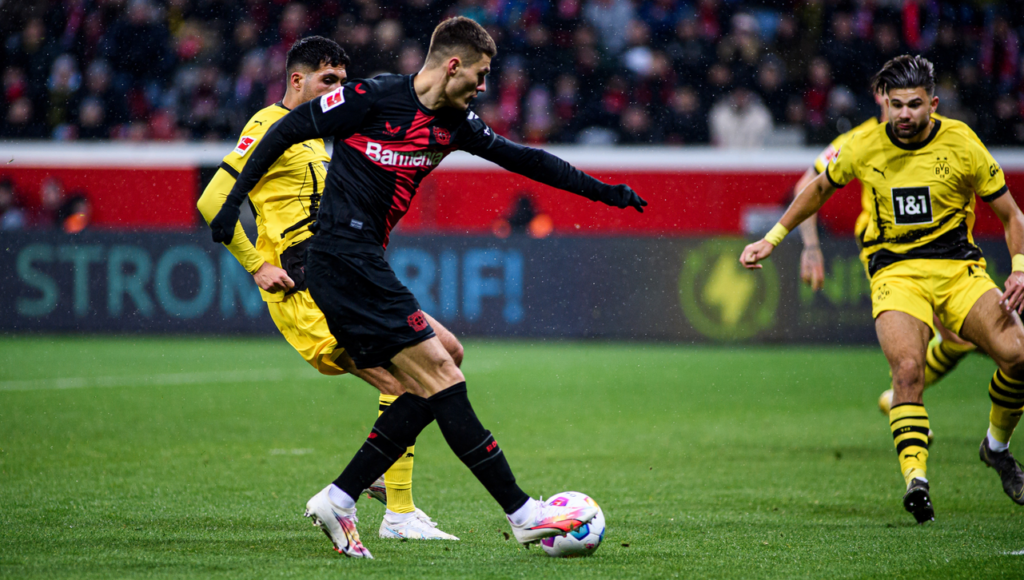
[903,451,923,460]
[872,167,886,178]
[254,120,263,126]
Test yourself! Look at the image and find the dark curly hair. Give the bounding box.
[872,55,935,96]
[286,36,350,73]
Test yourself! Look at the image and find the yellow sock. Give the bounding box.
[924,340,973,387]
[890,403,930,486]
[988,370,1024,445]
[379,394,416,514]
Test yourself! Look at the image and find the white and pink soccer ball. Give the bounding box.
[540,491,605,558]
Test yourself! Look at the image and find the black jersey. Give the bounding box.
[226,74,615,248]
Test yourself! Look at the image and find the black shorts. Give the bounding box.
[305,237,435,369]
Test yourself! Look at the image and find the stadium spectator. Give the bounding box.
[803,57,833,143]
[985,95,1024,147]
[755,58,789,124]
[5,18,55,100]
[46,54,81,135]
[57,192,92,234]
[0,0,1023,147]
[584,0,634,56]
[980,14,1020,95]
[30,176,66,229]
[77,97,109,140]
[81,60,127,128]
[664,85,709,144]
[822,12,869,93]
[0,177,27,231]
[2,97,46,139]
[709,87,772,149]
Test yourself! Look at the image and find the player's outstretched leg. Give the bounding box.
[334,320,463,540]
[958,288,1024,506]
[877,311,935,523]
[423,383,598,544]
[978,369,1024,504]
[307,392,438,558]
[392,339,598,545]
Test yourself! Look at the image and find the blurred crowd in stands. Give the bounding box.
[2,0,1024,149]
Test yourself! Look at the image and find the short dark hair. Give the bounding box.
[872,55,935,96]
[286,36,350,73]
[425,16,497,66]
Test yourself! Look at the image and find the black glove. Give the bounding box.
[209,201,242,243]
[601,184,647,213]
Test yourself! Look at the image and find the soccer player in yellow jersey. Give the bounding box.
[197,37,460,540]
[791,88,979,428]
[741,55,1024,523]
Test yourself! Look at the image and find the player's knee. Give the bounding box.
[991,334,1024,378]
[892,358,925,390]
[1004,352,1024,381]
[436,356,465,385]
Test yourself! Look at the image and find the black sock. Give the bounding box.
[427,382,529,514]
[333,393,434,502]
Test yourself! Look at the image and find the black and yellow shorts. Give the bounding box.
[870,258,997,334]
[267,289,346,376]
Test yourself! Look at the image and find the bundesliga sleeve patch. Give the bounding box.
[234,135,258,156]
[320,86,345,113]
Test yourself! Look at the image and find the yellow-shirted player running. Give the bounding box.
[790,88,981,432]
[741,55,1024,523]
[197,36,460,540]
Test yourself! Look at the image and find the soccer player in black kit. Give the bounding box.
[210,16,646,559]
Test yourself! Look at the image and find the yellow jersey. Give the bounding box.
[812,114,977,246]
[825,117,1007,277]
[198,103,330,302]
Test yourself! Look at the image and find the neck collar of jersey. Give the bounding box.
[886,118,940,151]
[275,101,291,111]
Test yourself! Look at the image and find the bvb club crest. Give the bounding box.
[933,156,951,179]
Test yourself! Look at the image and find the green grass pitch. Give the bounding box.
[2,336,1023,579]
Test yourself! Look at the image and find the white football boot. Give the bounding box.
[507,498,598,545]
[379,508,459,540]
[304,485,373,559]
[364,476,387,505]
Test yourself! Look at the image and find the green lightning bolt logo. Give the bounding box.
[679,238,780,341]
[703,252,755,328]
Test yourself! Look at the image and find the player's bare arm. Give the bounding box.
[740,170,836,269]
[793,166,825,290]
[986,192,1024,314]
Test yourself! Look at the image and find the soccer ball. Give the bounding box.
[540,491,605,557]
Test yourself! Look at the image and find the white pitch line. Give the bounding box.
[0,369,289,392]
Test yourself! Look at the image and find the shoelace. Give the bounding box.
[414,509,438,528]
